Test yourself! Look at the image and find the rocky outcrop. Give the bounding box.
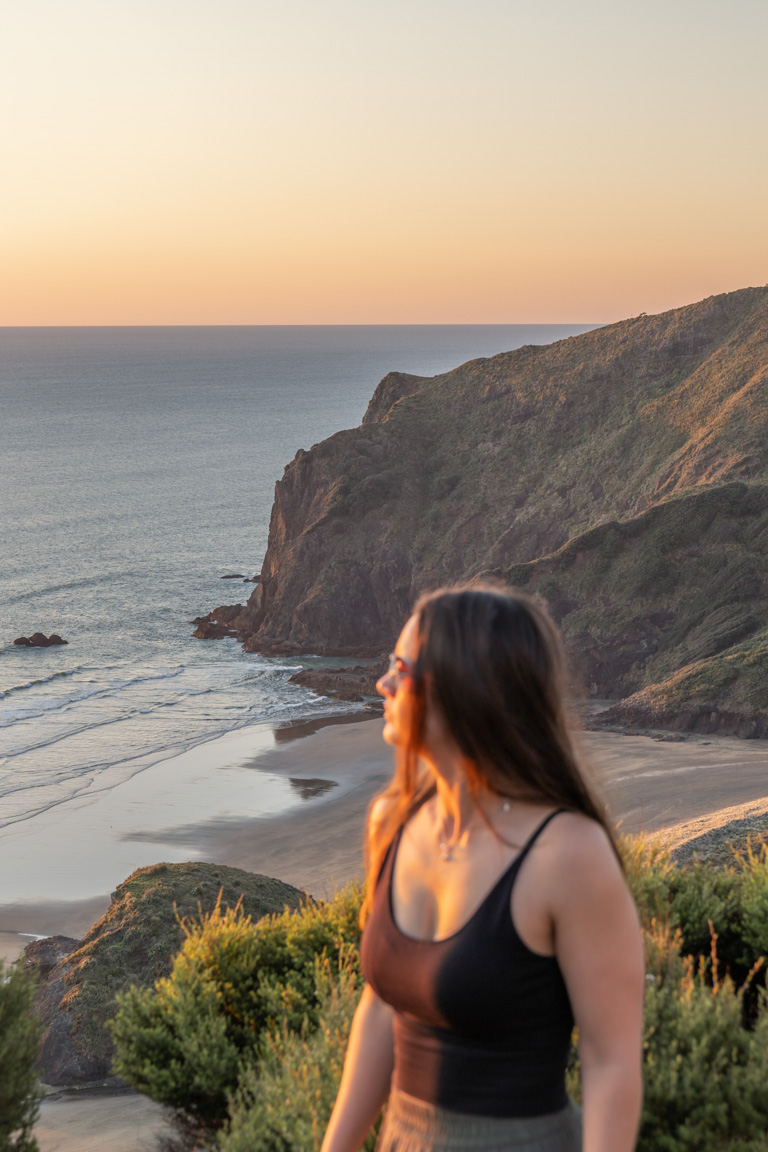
[192,604,248,639]
[593,701,768,740]
[198,286,768,727]
[29,862,306,1087]
[288,657,388,702]
[24,936,79,981]
[13,633,68,647]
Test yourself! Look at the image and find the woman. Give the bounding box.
[322,585,644,1152]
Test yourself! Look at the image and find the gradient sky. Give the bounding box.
[1,0,767,324]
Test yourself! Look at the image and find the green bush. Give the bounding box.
[622,834,768,987]
[668,861,744,978]
[0,958,42,1152]
[735,840,768,968]
[111,841,768,1149]
[620,833,678,926]
[110,885,362,1130]
[568,923,768,1151]
[219,958,378,1152]
[639,934,768,1151]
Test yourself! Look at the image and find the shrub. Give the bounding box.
[620,833,678,926]
[735,839,768,968]
[639,943,768,1150]
[219,957,378,1152]
[0,958,42,1152]
[35,862,306,1085]
[668,860,744,979]
[621,833,768,987]
[110,884,363,1130]
[568,923,768,1151]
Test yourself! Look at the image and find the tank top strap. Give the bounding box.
[510,807,566,875]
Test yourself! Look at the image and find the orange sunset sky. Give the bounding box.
[1,0,767,326]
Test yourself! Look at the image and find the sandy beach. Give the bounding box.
[0,711,387,947]
[4,715,768,953]
[3,715,767,1151]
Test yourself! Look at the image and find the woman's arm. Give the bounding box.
[320,984,395,1152]
[547,818,645,1152]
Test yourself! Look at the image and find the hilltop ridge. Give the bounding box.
[200,286,768,732]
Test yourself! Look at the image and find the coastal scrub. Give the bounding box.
[110,883,363,1131]
[34,861,306,1087]
[110,838,768,1149]
[0,957,41,1152]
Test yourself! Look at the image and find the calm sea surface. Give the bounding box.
[0,325,595,831]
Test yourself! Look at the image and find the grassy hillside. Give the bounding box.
[492,482,768,731]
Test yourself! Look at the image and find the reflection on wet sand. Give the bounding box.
[288,777,338,800]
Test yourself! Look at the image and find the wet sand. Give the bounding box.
[4,720,768,958]
[0,712,388,953]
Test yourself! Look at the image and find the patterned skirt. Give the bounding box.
[376,1088,582,1152]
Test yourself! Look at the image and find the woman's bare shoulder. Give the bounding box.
[368,792,395,825]
[538,811,624,890]
[367,792,398,843]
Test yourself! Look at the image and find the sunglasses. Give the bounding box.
[386,652,415,682]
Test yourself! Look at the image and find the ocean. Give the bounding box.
[0,325,595,839]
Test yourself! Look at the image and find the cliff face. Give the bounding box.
[205,286,768,725]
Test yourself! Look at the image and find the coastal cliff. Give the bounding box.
[203,286,768,727]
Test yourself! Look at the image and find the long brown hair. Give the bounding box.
[362,582,617,923]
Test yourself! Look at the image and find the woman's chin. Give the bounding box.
[381,720,400,747]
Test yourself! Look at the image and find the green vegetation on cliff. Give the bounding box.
[206,285,768,729]
[499,482,768,732]
[34,861,306,1086]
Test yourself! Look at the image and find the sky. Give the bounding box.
[1,0,767,325]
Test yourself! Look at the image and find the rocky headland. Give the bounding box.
[200,286,768,733]
[27,861,306,1088]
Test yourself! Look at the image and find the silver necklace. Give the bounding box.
[438,798,511,862]
[439,837,457,862]
[438,814,459,862]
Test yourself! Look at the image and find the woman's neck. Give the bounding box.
[426,750,478,840]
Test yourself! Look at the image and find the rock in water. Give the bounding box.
[288,658,388,701]
[30,861,306,1087]
[13,633,68,647]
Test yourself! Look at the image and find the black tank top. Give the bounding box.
[360,810,574,1118]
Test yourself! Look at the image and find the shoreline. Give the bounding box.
[4,722,768,963]
[0,709,389,954]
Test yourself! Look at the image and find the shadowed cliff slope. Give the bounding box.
[204,286,768,727]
